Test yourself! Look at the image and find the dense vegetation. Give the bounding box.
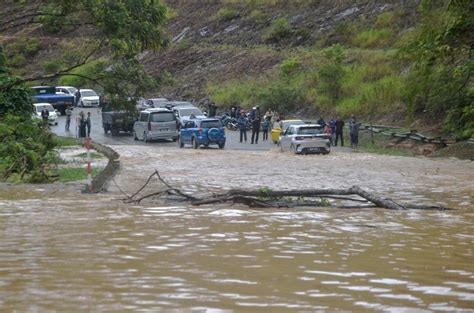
[206,0,472,138]
[0,0,169,182]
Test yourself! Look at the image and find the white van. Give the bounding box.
[133,108,178,143]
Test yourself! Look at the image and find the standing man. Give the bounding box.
[335,116,345,146]
[238,110,248,143]
[75,88,81,107]
[250,106,261,144]
[41,106,49,125]
[262,117,270,141]
[349,114,360,148]
[65,106,73,131]
[86,112,92,138]
[77,111,87,141]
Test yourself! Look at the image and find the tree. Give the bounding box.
[0,0,169,182]
[0,0,169,103]
[402,0,473,138]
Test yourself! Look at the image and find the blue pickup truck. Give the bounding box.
[32,86,75,115]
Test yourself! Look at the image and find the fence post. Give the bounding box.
[86,137,92,193]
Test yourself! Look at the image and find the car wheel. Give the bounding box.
[179,136,184,148]
[218,143,225,149]
[192,137,198,149]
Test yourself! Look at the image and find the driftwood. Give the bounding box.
[122,170,452,211]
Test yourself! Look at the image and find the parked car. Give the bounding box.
[31,86,74,115]
[179,118,226,149]
[133,108,178,143]
[271,119,305,144]
[102,102,137,136]
[279,124,331,154]
[143,98,169,109]
[77,89,100,107]
[56,86,78,103]
[33,103,58,125]
[173,106,206,127]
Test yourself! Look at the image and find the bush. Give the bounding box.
[353,28,393,48]
[24,38,41,57]
[279,57,302,77]
[8,54,27,68]
[58,58,108,87]
[43,59,63,73]
[216,7,239,22]
[250,9,268,24]
[263,17,293,42]
[0,114,58,183]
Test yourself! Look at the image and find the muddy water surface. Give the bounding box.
[1,146,473,312]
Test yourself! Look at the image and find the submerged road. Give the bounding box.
[51,107,276,151]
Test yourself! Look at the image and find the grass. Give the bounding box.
[75,152,104,159]
[54,136,79,147]
[54,167,100,183]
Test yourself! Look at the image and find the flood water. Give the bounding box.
[1,145,473,311]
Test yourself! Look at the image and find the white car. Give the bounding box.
[77,89,100,107]
[173,106,206,127]
[33,103,58,125]
[280,124,331,154]
[141,98,169,109]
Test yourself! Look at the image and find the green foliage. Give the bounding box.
[55,167,100,183]
[263,17,293,42]
[0,77,33,116]
[4,38,41,68]
[279,57,302,77]
[58,58,108,88]
[353,28,393,48]
[53,136,79,147]
[42,59,63,74]
[249,9,268,24]
[0,114,58,183]
[401,0,473,138]
[216,7,239,22]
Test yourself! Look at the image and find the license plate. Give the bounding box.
[307,147,322,152]
[158,128,169,132]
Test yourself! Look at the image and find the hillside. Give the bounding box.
[1,0,471,137]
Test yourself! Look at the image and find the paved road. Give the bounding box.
[51,107,274,151]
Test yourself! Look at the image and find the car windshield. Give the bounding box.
[201,120,222,128]
[81,90,98,97]
[36,105,54,112]
[282,121,304,130]
[150,112,175,122]
[179,108,202,116]
[67,87,77,94]
[297,126,323,135]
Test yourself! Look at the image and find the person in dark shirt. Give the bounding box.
[335,116,345,146]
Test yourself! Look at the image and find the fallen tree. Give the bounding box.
[122,170,453,211]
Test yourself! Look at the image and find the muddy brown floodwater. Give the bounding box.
[1,145,473,312]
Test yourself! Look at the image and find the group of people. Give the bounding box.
[64,108,91,140]
[234,106,277,145]
[319,114,361,148]
[230,104,361,148]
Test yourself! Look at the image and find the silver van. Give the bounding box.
[133,108,179,142]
